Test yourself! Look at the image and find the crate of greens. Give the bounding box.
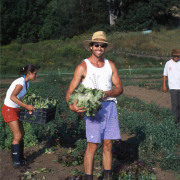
[19,93,57,124]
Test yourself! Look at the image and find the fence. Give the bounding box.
[114,49,171,60]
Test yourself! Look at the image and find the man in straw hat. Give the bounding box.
[163,49,180,125]
[66,31,123,179]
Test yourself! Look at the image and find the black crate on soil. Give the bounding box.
[19,107,56,124]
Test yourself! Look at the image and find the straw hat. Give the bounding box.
[84,31,113,52]
[171,49,180,56]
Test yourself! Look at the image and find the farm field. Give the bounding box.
[0,29,180,180]
[0,74,179,180]
[0,133,176,180]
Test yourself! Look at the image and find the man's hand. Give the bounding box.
[69,100,86,113]
[163,86,167,93]
[163,76,167,93]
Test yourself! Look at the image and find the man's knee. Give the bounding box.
[86,142,98,155]
[103,140,112,153]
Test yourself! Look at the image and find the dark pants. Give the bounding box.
[170,89,180,123]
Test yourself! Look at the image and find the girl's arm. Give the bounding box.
[10,85,35,111]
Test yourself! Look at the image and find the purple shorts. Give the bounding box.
[84,101,121,143]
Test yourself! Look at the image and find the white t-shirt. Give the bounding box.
[4,77,29,108]
[163,59,180,89]
[81,58,117,102]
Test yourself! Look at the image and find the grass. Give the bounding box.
[109,28,180,55]
[0,28,180,75]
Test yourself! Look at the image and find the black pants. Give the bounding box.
[170,89,180,123]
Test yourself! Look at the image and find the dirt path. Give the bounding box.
[0,134,175,180]
[123,86,171,109]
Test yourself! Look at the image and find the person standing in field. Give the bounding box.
[163,49,180,124]
[1,64,39,168]
[66,31,123,180]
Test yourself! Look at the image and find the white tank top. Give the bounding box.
[81,58,117,102]
[4,77,29,108]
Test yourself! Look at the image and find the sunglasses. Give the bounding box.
[94,43,107,48]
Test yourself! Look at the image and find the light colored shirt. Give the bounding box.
[82,58,117,102]
[163,59,180,89]
[4,77,29,108]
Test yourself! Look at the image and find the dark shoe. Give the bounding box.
[82,175,93,180]
[104,172,112,180]
[11,144,21,168]
[19,140,28,164]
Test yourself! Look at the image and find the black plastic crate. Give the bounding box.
[19,107,56,124]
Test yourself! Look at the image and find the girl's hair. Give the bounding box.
[19,64,39,76]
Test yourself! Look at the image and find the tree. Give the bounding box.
[115,0,180,31]
[1,0,179,45]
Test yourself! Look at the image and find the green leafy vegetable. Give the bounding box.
[68,84,105,116]
[22,93,57,109]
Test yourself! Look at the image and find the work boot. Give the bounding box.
[82,175,93,180]
[19,140,28,164]
[104,171,112,180]
[11,144,21,168]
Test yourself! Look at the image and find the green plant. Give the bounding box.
[117,95,180,171]
[23,93,57,109]
[117,161,156,180]
[21,168,51,180]
[69,84,105,116]
[58,139,87,167]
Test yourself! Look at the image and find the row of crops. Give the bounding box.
[0,74,179,179]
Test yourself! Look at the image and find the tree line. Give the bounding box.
[1,0,180,45]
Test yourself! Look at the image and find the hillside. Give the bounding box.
[0,29,180,75]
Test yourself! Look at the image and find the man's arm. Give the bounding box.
[66,62,87,113]
[104,61,123,97]
[163,75,167,92]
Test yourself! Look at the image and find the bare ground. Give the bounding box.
[0,134,176,180]
[123,86,171,109]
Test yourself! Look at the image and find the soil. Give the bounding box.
[0,82,177,180]
[123,86,171,109]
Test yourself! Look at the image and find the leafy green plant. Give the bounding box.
[117,95,180,171]
[23,93,57,109]
[58,139,87,167]
[117,161,156,180]
[69,84,105,116]
[21,168,51,180]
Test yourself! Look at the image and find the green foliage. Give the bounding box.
[115,0,180,31]
[69,84,105,116]
[117,95,180,171]
[0,111,12,149]
[58,139,87,167]
[0,74,179,176]
[21,168,51,180]
[22,93,57,108]
[22,122,39,148]
[1,0,109,45]
[116,161,156,180]
[1,29,180,75]
[1,0,179,45]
